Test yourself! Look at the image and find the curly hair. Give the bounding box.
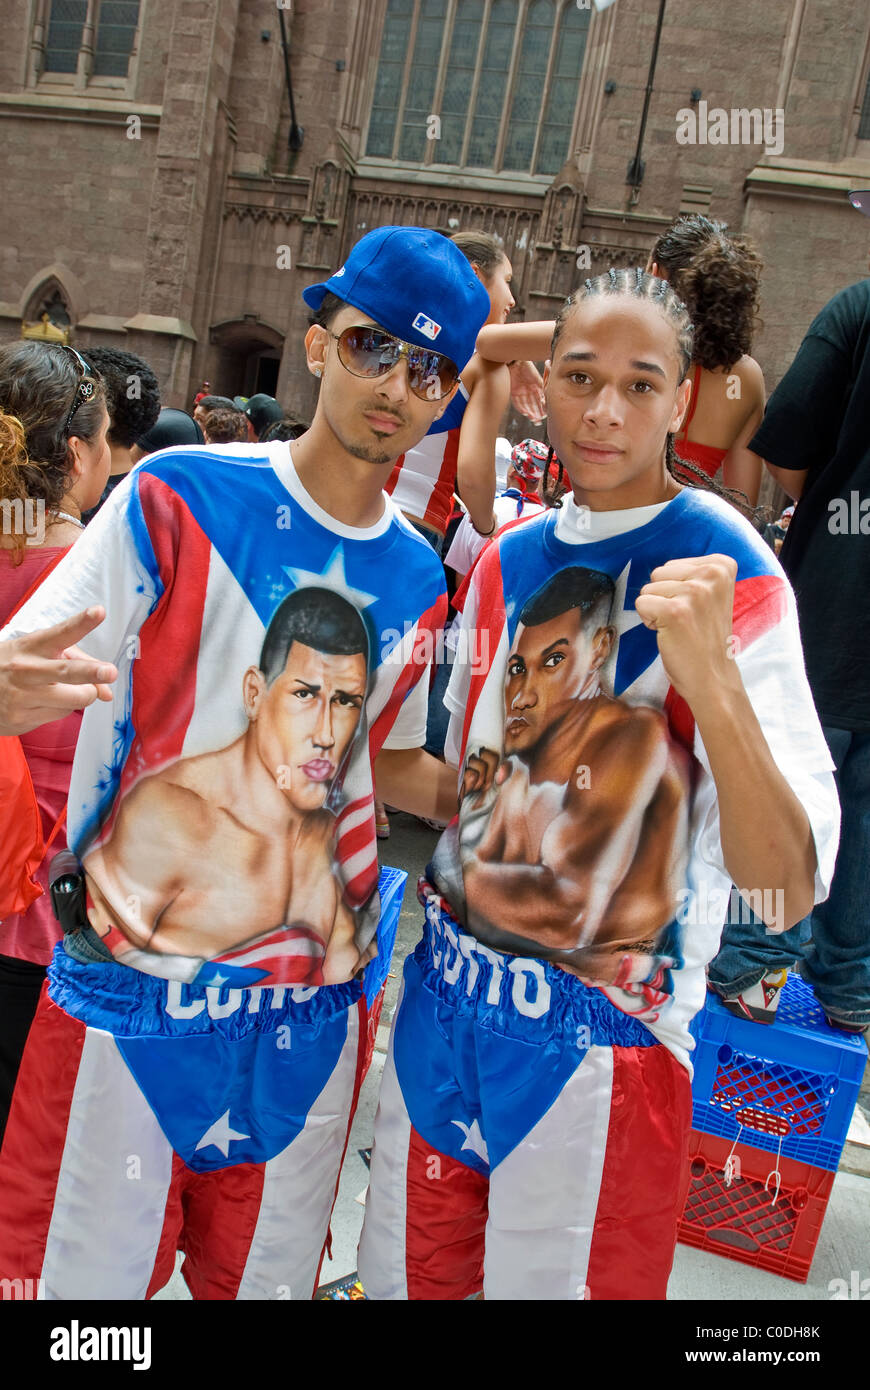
[201,406,248,444]
[650,215,762,372]
[82,345,160,449]
[0,341,107,557]
[548,267,758,520]
[0,411,33,561]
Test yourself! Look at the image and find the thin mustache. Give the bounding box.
[362,405,407,425]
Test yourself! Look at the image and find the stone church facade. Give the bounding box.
[2,0,870,457]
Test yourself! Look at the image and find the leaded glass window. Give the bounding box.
[366,0,589,175]
[44,0,88,73]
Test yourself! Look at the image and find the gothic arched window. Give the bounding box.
[366,0,591,175]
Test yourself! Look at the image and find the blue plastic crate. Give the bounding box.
[689,974,867,1172]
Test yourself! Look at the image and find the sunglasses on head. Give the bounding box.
[329,325,460,401]
[60,344,98,437]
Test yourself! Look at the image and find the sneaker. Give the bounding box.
[714,969,789,1025]
[821,1011,869,1038]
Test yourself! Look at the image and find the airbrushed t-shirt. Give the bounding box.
[1,443,446,992]
[751,278,870,731]
[431,488,840,1069]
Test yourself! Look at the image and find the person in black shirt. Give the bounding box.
[709,257,870,1034]
[79,348,160,524]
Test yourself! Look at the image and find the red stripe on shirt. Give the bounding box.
[423,428,461,535]
[384,454,405,498]
[369,594,447,758]
[97,474,212,845]
[460,547,507,763]
[732,574,788,648]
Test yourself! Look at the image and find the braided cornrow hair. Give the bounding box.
[550,267,759,521]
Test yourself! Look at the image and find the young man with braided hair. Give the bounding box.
[359,266,839,1301]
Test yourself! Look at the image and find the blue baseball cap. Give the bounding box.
[302,226,491,373]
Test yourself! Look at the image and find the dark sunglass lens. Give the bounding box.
[341,327,399,376]
[409,350,456,399]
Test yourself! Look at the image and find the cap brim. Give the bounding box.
[302,283,328,310]
[848,190,870,217]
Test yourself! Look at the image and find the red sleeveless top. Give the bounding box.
[674,370,727,480]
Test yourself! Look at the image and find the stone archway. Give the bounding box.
[205,316,285,401]
[20,263,87,337]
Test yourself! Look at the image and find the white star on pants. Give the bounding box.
[195,1110,251,1158]
[451,1117,489,1165]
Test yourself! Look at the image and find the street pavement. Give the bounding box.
[154,811,870,1302]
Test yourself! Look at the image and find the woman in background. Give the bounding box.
[647,214,766,505]
[0,342,110,1148]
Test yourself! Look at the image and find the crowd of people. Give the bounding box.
[0,209,865,1301]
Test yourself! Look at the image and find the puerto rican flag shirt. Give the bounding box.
[431,488,840,1068]
[1,443,446,993]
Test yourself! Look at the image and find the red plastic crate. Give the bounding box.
[677,1130,835,1283]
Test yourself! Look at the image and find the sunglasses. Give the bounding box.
[60,344,98,436]
[329,325,460,401]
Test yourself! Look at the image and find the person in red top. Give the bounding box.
[646,215,766,505]
[0,342,110,1146]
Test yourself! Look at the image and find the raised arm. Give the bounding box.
[476,320,555,365]
[636,555,818,929]
[455,358,511,535]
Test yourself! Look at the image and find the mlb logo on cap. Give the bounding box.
[412,312,442,341]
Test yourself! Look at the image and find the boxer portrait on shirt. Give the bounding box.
[458,565,691,979]
[83,586,374,985]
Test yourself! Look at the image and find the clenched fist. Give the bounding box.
[635,555,741,709]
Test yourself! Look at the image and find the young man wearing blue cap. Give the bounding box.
[0,227,490,1300]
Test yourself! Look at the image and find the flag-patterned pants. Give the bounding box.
[358,897,692,1300]
[0,945,381,1300]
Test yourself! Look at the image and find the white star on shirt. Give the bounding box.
[451,1117,489,1164]
[282,543,377,611]
[611,560,644,641]
[195,1110,251,1158]
[600,560,644,692]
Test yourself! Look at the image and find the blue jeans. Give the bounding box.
[424,653,452,758]
[708,727,870,1026]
